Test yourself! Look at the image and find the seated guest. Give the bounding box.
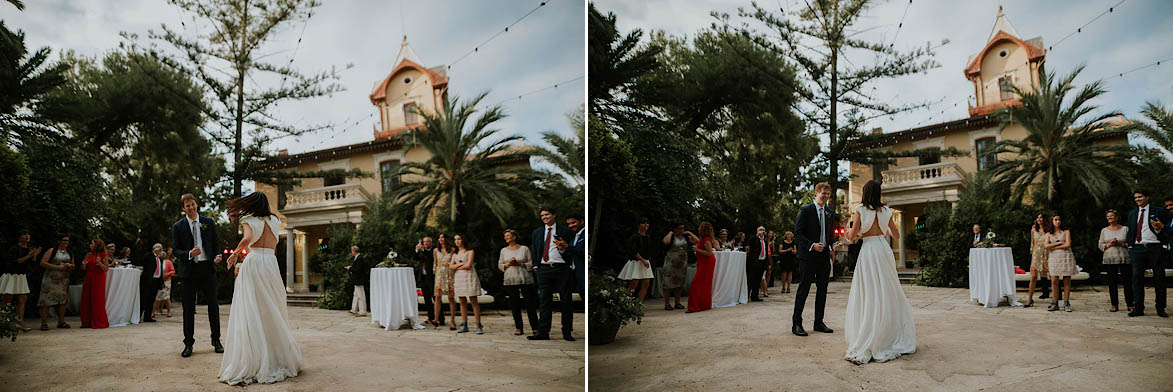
[499,230,538,336]
[38,235,74,330]
[1044,215,1075,312]
[1099,210,1132,312]
[137,243,165,322]
[716,229,733,250]
[3,230,40,332]
[80,238,110,329]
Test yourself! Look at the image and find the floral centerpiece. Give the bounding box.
[975,231,1002,248]
[589,271,643,345]
[374,249,400,268]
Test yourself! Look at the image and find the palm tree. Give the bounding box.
[1125,101,1173,154]
[531,109,584,187]
[987,66,1133,209]
[0,9,68,140]
[390,92,538,230]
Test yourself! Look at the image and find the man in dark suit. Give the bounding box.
[971,224,983,247]
[566,213,586,296]
[1126,189,1170,318]
[345,246,368,316]
[408,236,441,325]
[528,207,576,341]
[171,193,223,357]
[792,182,839,336]
[745,226,769,302]
[136,243,166,323]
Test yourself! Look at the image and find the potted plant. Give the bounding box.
[588,271,643,345]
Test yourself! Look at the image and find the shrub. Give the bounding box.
[0,304,20,342]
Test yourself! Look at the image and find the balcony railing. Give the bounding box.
[283,184,371,211]
[881,162,964,190]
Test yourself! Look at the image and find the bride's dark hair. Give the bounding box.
[861,180,885,210]
[226,192,273,220]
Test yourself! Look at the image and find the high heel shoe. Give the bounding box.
[1047,301,1059,311]
[449,322,457,331]
[1064,301,1072,312]
[457,322,469,333]
[476,323,484,335]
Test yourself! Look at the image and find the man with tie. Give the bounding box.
[792,182,839,336]
[972,224,983,247]
[528,207,576,341]
[137,243,166,322]
[410,236,441,326]
[171,193,223,358]
[1126,189,1170,318]
[566,213,586,296]
[345,246,368,317]
[745,226,770,302]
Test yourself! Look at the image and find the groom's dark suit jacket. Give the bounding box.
[1125,205,1171,246]
[794,202,836,261]
[171,216,220,279]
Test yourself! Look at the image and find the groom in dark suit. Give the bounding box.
[172,193,223,357]
[792,182,839,336]
[528,206,576,341]
[1126,189,1170,318]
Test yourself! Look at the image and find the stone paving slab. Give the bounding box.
[588,282,1172,391]
[0,305,584,391]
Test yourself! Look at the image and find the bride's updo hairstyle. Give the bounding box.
[861,180,885,210]
[226,192,274,221]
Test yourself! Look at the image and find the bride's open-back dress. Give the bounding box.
[844,205,916,364]
[218,215,303,385]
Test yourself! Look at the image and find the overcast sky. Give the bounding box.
[3,0,585,187]
[594,0,1173,139]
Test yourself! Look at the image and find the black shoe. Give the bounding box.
[181,346,193,358]
[563,333,576,342]
[1128,310,1145,317]
[1039,293,1049,299]
[1158,309,1169,318]
[527,333,550,341]
[212,339,224,353]
[814,322,834,333]
[751,298,764,302]
[792,324,808,336]
[144,318,157,323]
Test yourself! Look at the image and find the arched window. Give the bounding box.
[975,137,997,171]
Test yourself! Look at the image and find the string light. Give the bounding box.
[448,0,555,69]
[888,0,912,49]
[491,75,584,106]
[1048,0,1127,52]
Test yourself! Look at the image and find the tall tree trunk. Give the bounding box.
[589,195,603,257]
[232,0,249,199]
[828,13,840,215]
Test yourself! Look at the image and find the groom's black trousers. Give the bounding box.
[792,250,831,325]
[181,271,220,347]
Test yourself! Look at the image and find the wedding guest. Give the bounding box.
[2,230,39,332]
[1126,189,1169,318]
[499,229,537,336]
[762,230,776,295]
[733,232,746,251]
[1099,210,1132,312]
[434,233,458,330]
[345,246,367,317]
[566,213,586,296]
[413,237,442,327]
[971,224,982,247]
[778,232,797,294]
[450,234,483,334]
[745,226,769,302]
[156,251,175,317]
[660,223,693,310]
[717,229,733,250]
[528,207,577,341]
[80,238,110,329]
[618,218,653,304]
[37,235,73,330]
[1044,215,1075,312]
[137,243,165,322]
[1027,213,1053,306]
[118,247,132,267]
[686,222,716,313]
[106,243,119,265]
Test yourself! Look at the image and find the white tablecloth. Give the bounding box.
[105,268,142,327]
[968,248,1022,308]
[370,268,425,330]
[712,251,749,307]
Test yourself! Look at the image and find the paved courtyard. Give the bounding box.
[589,282,1173,391]
[1,305,584,391]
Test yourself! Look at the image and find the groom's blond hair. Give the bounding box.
[814,182,831,193]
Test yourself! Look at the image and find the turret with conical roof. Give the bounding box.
[369,36,449,139]
[965,5,1046,117]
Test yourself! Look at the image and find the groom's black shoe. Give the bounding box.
[181,345,193,358]
[1158,309,1169,318]
[792,324,808,336]
[212,339,224,353]
[527,333,550,340]
[813,321,834,333]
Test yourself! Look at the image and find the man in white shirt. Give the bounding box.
[171,193,224,357]
[345,246,368,317]
[528,207,576,341]
[972,224,982,247]
[1126,189,1169,318]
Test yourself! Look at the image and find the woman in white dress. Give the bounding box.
[843,180,916,365]
[219,192,302,385]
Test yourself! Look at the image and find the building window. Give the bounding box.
[999,76,1014,101]
[976,137,997,171]
[403,103,420,125]
[380,160,401,193]
[324,173,345,187]
[918,147,940,166]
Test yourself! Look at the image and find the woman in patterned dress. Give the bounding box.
[660,223,696,311]
[433,233,458,330]
[450,234,483,334]
[37,236,74,330]
[1045,214,1076,312]
[155,252,176,317]
[1026,213,1052,307]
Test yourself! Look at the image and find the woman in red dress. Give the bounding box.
[687,222,716,313]
[80,238,110,329]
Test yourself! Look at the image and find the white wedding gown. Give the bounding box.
[218,215,303,385]
[844,205,916,364]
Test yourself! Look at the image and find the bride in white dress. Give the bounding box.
[843,180,916,365]
[219,192,303,385]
